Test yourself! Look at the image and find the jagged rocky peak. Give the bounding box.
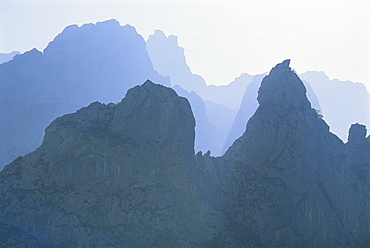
[44,80,195,155]
[225,59,337,163]
[220,60,370,247]
[111,80,195,151]
[257,59,310,110]
[0,80,216,247]
[44,19,144,58]
[347,123,367,144]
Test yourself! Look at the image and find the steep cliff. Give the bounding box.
[220,60,369,247]
[0,81,222,247]
[1,61,369,247]
[224,72,322,155]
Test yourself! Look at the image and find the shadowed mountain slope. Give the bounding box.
[0,81,223,247]
[1,62,369,247]
[224,71,322,153]
[219,60,370,246]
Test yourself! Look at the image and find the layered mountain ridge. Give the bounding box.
[1,60,369,247]
[2,19,369,169]
[0,19,169,169]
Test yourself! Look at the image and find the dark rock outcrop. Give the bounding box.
[1,61,369,247]
[224,70,322,155]
[220,60,370,247]
[0,81,222,247]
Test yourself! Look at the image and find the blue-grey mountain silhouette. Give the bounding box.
[1,61,369,247]
[172,85,217,154]
[0,19,169,169]
[0,51,20,64]
[146,30,252,109]
[300,71,370,141]
[146,30,252,155]
[146,30,208,94]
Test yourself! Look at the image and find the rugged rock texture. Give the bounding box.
[0,19,169,169]
[0,81,223,247]
[221,60,370,247]
[1,61,369,247]
[224,71,322,154]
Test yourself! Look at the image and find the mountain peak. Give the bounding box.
[347,123,367,144]
[257,59,310,110]
[96,18,120,27]
[225,60,331,163]
[278,58,291,67]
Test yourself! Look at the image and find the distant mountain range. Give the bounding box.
[1,19,369,170]
[147,30,252,110]
[146,29,369,151]
[300,71,370,141]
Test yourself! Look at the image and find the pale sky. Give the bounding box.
[1,0,369,89]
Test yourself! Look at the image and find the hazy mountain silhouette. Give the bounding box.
[300,71,370,141]
[146,30,252,109]
[0,51,20,64]
[146,30,252,156]
[172,85,217,154]
[0,19,169,169]
[223,73,266,152]
[146,30,208,93]
[204,100,238,156]
[1,62,369,247]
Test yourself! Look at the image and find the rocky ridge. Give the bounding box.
[0,81,222,247]
[1,61,369,247]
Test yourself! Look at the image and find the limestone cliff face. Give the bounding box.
[1,61,369,247]
[221,60,369,247]
[0,81,222,247]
